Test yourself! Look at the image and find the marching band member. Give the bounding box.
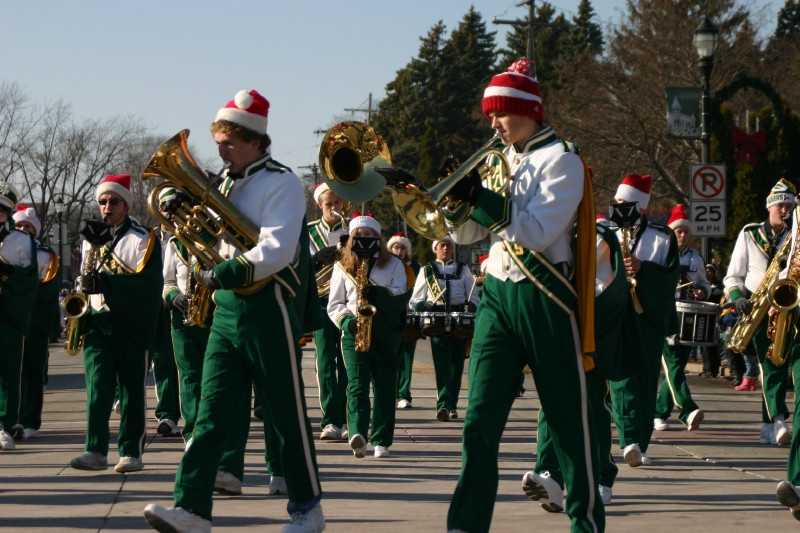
[327,214,408,459]
[388,232,419,409]
[606,174,679,468]
[13,207,60,440]
[527,213,629,511]
[70,173,163,472]
[308,182,348,441]
[653,204,708,432]
[723,178,794,446]
[144,89,323,533]
[150,224,181,437]
[442,58,604,533]
[408,236,478,421]
[774,200,800,521]
[0,184,38,451]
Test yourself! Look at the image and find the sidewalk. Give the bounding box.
[0,341,796,532]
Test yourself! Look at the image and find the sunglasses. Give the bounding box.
[98,197,122,207]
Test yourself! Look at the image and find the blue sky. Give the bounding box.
[1,1,781,178]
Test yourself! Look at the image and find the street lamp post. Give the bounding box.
[693,16,719,164]
[55,196,65,286]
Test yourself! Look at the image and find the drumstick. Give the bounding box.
[465,277,477,308]
[676,280,695,290]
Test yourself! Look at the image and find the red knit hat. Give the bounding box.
[214,89,270,135]
[614,174,652,209]
[96,174,132,206]
[481,58,543,123]
[667,203,691,230]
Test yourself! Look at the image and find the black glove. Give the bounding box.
[444,166,482,206]
[172,292,188,313]
[375,167,418,187]
[438,154,461,179]
[312,246,338,269]
[80,220,113,247]
[347,316,358,335]
[195,269,221,290]
[82,272,107,295]
[362,284,378,305]
[0,261,14,276]
[734,297,752,315]
[159,190,191,215]
[466,302,477,312]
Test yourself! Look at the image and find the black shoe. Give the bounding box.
[436,408,450,422]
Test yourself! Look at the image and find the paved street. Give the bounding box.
[0,342,797,532]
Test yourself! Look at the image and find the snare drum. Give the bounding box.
[675,300,719,347]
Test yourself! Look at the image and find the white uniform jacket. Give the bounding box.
[448,126,584,282]
[408,260,479,308]
[163,237,192,300]
[216,154,305,285]
[676,247,710,299]
[327,256,407,329]
[723,221,788,300]
[612,220,673,268]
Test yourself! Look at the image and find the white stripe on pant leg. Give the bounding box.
[758,361,774,421]
[275,284,321,497]
[661,355,683,409]
[314,342,326,420]
[138,350,149,458]
[568,316,598,533]
[15,337,26,423]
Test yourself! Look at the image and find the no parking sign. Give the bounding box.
[690,165,726,237]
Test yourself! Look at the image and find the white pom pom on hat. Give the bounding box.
[214,89,270,135]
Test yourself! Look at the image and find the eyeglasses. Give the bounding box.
[98,197,121,207]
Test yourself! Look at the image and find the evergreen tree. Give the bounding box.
[776,0,800,39]
[570,0,604,56]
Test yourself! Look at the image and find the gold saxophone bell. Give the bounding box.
[64,291,89,356]
[765,277,800,366]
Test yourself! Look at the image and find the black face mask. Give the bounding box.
[609,201,640,228]
[351,236,380,259]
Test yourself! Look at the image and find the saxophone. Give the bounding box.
[183,261,212,327]
[64,244,101,355]
[619,227,644,314]
[727,234,792,355]
[765,223,800,366]
[354,255,377,352]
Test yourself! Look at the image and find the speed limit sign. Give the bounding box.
[691,201,726,237]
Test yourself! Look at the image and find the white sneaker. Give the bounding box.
[641,455,654,466]
[623,443,643,467]
[70,451,108,470]
[774,416,791,446]
[349,434,366,458]
[340,428,348,441]
[653,418,668,431]
[397,399,411,409]
[686,409,704,431]
[776,480,800,521]
[22,428,39,440]
[760,422,775,444]
[0,430,16,450]
[268,475,288,495]
[214,470,242,495]
[143,503,211,533]
[521,470,564,513]
[449,409,458,420]
[319,424,341,441]
[157,418,180,437]
[374,445,390,458]
[282,502,325,532]
[115,456,144,473]
[599,484,613,505]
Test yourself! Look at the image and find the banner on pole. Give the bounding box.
[665,87,702,139]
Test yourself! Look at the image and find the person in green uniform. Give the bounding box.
[723,179,795,446]
[388,232,419,409]
[440,58,604,533]
[0,184,39,451]
[327,214,408,459]
[653,204,707,433]
[308,182,348,441]
[144,89,323,533]
[606,174,680,468]
[69,173,163,473]
[408,237,478,421]
[13,207,60,440]
[527,215,628,511]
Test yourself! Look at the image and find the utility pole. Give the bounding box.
[344,93,375,124]
[493,0,536,62]
[298,163,322,187]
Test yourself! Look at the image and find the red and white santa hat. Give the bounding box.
[313,182,331,204]
[214,89,270,135]
[13,205,41,235]
[432,236,454,252]
[96,173,133,206]
[482,58,543,123]
[667,203,691,230]
[387,232,412,253]
[615,174,652,209]
[349,211,381,235]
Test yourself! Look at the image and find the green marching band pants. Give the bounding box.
[313,297,347,430]
[655,343,699,424]
[430,334,467,412]
[752,321,790,424]
[173,282,321,520]
[150,304,180,424]
[169,310,209,442]
[786,344,800,485]
[447,274,604,533]
[396,338,417,402]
